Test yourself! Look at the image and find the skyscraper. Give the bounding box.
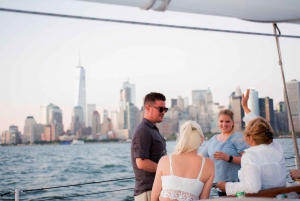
[92,111,101,135]
[23,116,37,143]
[87,104,96,127]
[275,101,289,132]
[286,79,300,132]
[70,106,85,135]
[75,64,86,123]
[259,97,275,130]
[248,88,260,116]
[40,103,55,124]
[123,81,136,105]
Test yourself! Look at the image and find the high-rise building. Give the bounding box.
[92,111,101,134]
[259,97,275,130]
[111,110,119,131]
[192,90,207,106]
[9,125,21,144]
[123,81,136,105]
[275,102,289,132]
[248,88,260,116]
[183,97,189,108]
[126,102,141,139]
[1,131,11,144]
[177,96,184,111]
[70,106,85,135]
[87,104,96,127]
[23,116,37,143]
[171,99,177,108]
[75,65,86,123]
[49,106,62,124]
[40,103,55,124]
[286,79,300,132]
[228,87,244,131]
[231,96,245,132]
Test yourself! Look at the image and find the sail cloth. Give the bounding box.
[77,0,300,24]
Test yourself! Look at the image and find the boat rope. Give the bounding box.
[0,177,134,197]
[0,8,300,39]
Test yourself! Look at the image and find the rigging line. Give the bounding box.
[21,177,134,193]
[1,7,300,39]
[42,187,134,200]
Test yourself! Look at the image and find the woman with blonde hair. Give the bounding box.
[151,120,214,201]
[200,109,249,196]
[216,89,286,195]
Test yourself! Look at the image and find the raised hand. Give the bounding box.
[242,89,251,114]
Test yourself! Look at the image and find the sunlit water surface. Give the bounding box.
[0,139,297,200]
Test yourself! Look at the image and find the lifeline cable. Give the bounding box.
[0,177,134,197]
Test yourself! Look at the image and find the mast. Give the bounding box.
[273,23,300,170]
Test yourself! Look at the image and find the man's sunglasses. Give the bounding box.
[150,106,168,113]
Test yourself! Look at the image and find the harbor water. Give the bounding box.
[0,138,298,200]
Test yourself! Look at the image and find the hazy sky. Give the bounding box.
[0,0,300,133]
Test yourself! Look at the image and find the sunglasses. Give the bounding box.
[150,105,168,113]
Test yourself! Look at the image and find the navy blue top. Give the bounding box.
[201,132,249,183]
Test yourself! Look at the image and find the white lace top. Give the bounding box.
[159,155,205,201]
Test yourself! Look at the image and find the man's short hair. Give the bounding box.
[144,92,166,106]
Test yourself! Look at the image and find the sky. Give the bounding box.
[0,0,300,133]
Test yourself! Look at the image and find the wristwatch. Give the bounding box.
[228,155,233,162]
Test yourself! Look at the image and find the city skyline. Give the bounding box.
[1,0,300,133]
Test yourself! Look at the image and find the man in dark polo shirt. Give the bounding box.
[131,92,168,201]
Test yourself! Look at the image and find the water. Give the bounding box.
[0,139,298,200]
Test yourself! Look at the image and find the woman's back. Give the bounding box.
[159,152,214,201]
[242,140,286,190]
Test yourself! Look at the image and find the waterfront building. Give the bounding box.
[259,97,275,130]
[9,125,21,144]
[87,104,96,127]
[23,116,37,144]
[286,79,300,132]
[1,131,11,144]
[192,90,207,105]
[111,110,119,131]
[101,117,112,135]
[156,118,173,138]
[92,111,101,135]
[49,106,62,124]
[41,122,60,142]
[248,88,260,116]
[126,102,141,139]
[70,106,85,135]
[177,96,184,111]
[183,97,189,109]
[74,64,86,123]
[171,99,177,108]
[275,101,289,132]
[232,96,245,132]
[32,124,45,142]
[228,86,244,131]
[211,103,222,133]
[40,103,55,124]
[115,129,129,140]
[123,81,136,106]
[191,88,214,133]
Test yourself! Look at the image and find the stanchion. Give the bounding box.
[15,189,19,201]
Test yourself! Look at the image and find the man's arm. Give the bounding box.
[136,158,157,172]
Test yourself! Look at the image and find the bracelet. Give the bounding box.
[228,155,233,162]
